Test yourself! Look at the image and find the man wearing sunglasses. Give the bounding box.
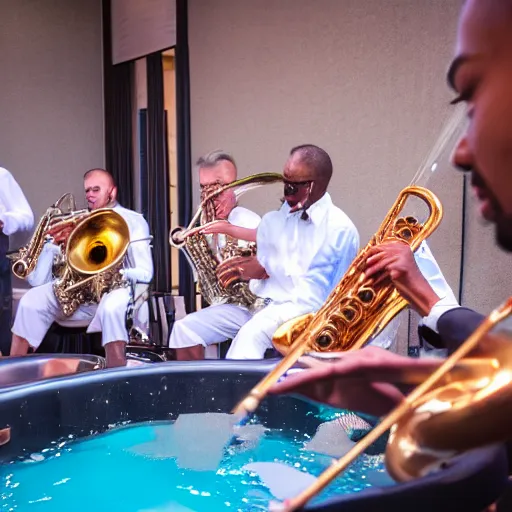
[175,143,360,360]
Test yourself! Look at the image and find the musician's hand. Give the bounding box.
[365,241,440,316]
[217,255,268,286]
[200,220,233,236]
[47,224,74,245]
[269,346,437,417]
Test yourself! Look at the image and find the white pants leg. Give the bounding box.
[86,287,132,346]
[12,282,96,349]
[367,316,400,351]
[169,303,253,349]
[226,302,301,360]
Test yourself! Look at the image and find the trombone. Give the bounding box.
[269,298,512,511]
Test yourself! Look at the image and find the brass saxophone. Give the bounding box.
[273,298,512,511]
[232,185,443,417]
[10,193,88,279]
[170,173,283,308]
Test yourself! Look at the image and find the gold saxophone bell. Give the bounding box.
[275,298,512,511]
[232,185,443,418]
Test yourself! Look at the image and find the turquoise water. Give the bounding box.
[1,416,390,512]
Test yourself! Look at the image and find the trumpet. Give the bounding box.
[232,185,443,419]
[272,297,512,511]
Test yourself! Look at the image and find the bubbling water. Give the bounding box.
[1,412,391,512]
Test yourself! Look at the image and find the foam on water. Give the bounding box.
[1,415,392,512]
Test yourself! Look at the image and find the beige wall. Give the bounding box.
[0,0,104,261]
[189,0,463,298]
[188,0,512,343]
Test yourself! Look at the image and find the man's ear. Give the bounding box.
[110,186,118,202]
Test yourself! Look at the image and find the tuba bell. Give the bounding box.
[170,173,283,309]
[53,208,130,316]
[232,185,443,418]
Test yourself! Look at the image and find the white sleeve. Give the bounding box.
[0,169,34,236]
[414,241,461,333]
[125,215,154,284]
[422,296,461,333]
[290,225,359,312]
[414,241,458,303]
[26,242,61,287]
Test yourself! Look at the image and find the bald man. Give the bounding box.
[11,169,153,367]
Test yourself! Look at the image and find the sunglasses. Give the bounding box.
[283,180,313,196]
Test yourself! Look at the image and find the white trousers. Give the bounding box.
[12,281,131,349]
[169,302,400,359]
[169,302,302,359]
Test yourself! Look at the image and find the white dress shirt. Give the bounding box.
[204,205,261,252]
[250,192,360,313]
[0,167,34,236]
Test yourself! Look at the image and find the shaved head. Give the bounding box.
[84,168,116,188]
[83,168,117,210]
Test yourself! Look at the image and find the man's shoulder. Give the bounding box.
[113,205,150,229]
[228,206,261,228]
[326,203,358,235]
[0,167,12,181]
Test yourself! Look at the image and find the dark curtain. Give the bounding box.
[175,0,195,313]
[102,0,134,210]
[146,53,171,292]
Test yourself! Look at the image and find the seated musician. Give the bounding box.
[170,150,262,360]
[0,167,34,355]
[170,144,360,360]
[270,0,512,419]
[10,169,153,368]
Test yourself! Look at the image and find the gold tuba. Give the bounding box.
[272,298,512,511]
[170,173,283,309]
[53,208,130,316]
[232,185,443,418]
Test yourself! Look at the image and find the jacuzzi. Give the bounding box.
[0,358,507,511]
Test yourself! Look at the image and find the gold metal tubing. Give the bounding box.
[232,186,443,419]
[276,297,512,512]
[231,333,312,418]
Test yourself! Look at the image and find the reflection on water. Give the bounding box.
[1,411,391,512]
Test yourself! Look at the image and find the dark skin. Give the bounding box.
[216,152,330,284]
[271,0,512,424]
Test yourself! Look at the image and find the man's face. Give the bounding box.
[199,161,237,220]
[84,171,115,210]
[450,0,512,250]
[282,154,315,209]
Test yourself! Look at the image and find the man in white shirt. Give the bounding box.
[171,144,360,360]
[0,167,34,355]
[170,151,262,360]
[271,0,512,417]
[10,169,153,367]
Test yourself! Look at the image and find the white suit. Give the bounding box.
[12,203,153,349]
[0,167,34,354]
[169,194,360,359]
